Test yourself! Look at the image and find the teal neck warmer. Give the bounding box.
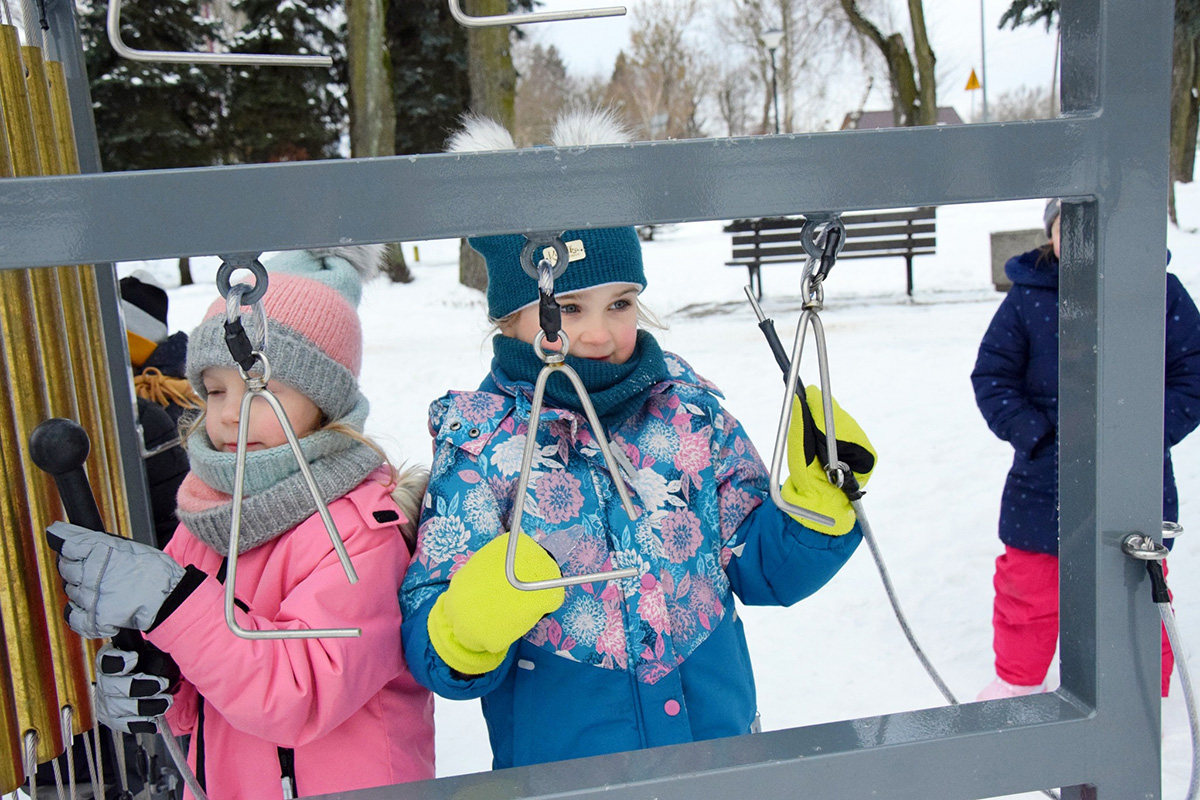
[492,330,668,429]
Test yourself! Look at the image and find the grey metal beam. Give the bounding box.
[312,695,1098,800]
[1055,0,1175,794]
[0,117,1101,270]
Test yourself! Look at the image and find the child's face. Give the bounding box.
[202,366,322,453]
[507,283,641,364]
[1050,216,1061,259]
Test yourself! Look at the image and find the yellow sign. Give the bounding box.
[965,69,981,91]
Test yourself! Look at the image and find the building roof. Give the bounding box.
[840,107,965,130]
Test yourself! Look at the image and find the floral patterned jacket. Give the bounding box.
[400,351,861,768]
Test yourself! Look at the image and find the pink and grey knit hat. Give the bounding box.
[186,246,383,421]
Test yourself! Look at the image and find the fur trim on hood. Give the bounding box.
[391,463,430,547]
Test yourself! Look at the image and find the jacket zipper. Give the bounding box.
[278,747,297,799]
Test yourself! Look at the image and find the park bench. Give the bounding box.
[725,207,937,299]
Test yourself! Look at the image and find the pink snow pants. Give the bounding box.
[992,545,1174,696]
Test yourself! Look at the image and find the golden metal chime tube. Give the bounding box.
[0,20,70,767]
[0,68,11,179]
[42,56,133,555]
[45,60,123,686]
[0,334,58,793]
[20,41,98,737]
[0,17,121,770]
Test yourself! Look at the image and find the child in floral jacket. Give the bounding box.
[399,111,876,770]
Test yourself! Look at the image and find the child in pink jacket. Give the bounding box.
[48,246,434,799]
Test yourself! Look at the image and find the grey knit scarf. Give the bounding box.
[176,394,384,555]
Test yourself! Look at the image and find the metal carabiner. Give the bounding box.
[447,0,625,28]
[505,330,640,591]
[224,351,361,640]
[798,214,846,262]
[107,0,333,66]
[798,215,844,302]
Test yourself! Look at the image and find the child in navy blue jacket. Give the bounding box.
[971,199,1200,700]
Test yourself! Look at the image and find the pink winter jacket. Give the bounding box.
[146,469,435,800]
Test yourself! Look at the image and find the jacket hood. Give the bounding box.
[1004,247,1173,290]
[1004,247,1058,289]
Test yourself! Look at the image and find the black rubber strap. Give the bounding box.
[539,286,561,343]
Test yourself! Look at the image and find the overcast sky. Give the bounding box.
[516,0,1060,126]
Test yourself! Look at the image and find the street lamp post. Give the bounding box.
[762,28,783,134]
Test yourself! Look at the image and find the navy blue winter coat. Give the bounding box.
[971,247,1200,554]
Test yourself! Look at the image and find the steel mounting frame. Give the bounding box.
[0,0,1172,796]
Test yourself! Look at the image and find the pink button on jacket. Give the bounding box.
[147,469,435,800]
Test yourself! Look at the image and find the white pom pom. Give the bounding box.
[309,244,386,280]
[446,115,518,153]
[550,107,632,148]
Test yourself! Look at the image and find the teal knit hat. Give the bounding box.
[470,227,646,319]
[447,109,645,318]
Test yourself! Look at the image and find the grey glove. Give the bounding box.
[93,643,173,734]
[47,521,185,638]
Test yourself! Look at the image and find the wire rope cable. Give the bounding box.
[1161,599,1200,800]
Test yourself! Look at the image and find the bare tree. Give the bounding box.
[985,85,1056,122]
[606,0,709,139]
[715,65,754,136]
[838,0,937,126]
[712,0,861,134]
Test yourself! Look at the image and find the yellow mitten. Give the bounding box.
[427,532,566,675]
[780,385,877,536]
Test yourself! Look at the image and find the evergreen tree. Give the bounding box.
[77,0,226,170]
[998,1,1058,31]
[386,0,535,156]
[221,0,346,163]
[387,0,470,155]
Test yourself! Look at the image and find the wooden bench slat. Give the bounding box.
[841,237,936,252]
[727,248,937,266]
[723,207,936,234]
[732,225,935,248]
[839,222,936,238]
[731,237,935,260]
[840,207,936,225]
[836,248,936,260]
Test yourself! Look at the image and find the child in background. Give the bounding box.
[120,272,197,546]
[399,110,875,770]
[49,247,435,798]
[972,199,1200,700]
[120,270,196,426]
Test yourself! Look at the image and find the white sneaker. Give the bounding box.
[976,676,1045,701]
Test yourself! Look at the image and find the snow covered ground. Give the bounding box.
[122,189,1200,798]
